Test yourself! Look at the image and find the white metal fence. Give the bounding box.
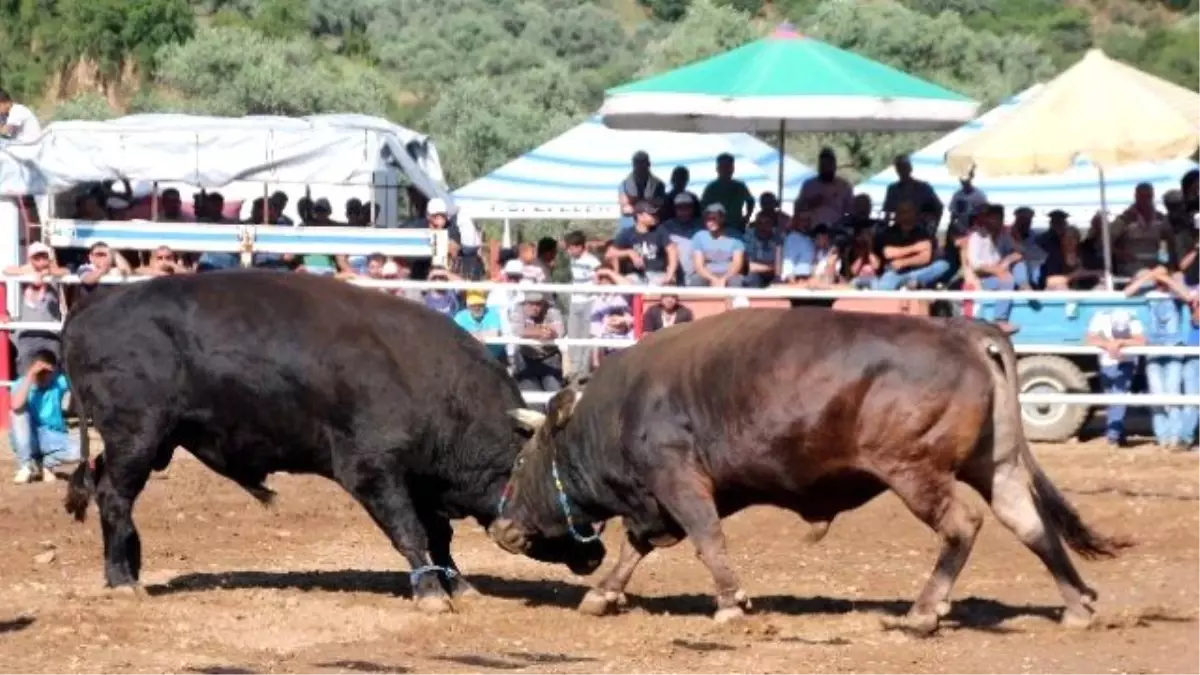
[2,273,1198,409]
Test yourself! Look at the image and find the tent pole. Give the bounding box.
[1099,167,1114,291]
[777,120,785,200]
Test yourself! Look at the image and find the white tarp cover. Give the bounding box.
[0,113,450,203]
[856,85,1198,226]
[453,116,814,220]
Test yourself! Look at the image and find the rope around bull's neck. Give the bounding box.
[496,459,601,544]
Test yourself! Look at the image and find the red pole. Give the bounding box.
[0,308,10,430]
[632,291,645,339]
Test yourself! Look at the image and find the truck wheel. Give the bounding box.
[1016,355,1090,443]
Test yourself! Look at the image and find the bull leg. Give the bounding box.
[651,476,747,623]
[337,474,453,614]
[578,523,667,616]
[984,463,1098,627]
[883,479,984,635]
[95,447,155,588]
[415,509,477,598]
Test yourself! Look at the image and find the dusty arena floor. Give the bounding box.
[0,438,1196,674]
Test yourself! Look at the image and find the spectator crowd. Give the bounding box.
[2,147,1198,483]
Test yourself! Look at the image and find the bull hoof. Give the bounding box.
[713,606,745,624]
[935,600,952,618]
[415,595,454,615]
[733,589,753,611]
[1060,608,1094,630]
[107,584,145,600]
[577,589,621,617]
[881,611,939,636]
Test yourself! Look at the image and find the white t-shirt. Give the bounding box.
[3,103,41,142]
[568,252,601,305]
[967,231,1002,271]
[1088,311,1144,367]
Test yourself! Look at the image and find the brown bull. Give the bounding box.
[490,307,1128,633]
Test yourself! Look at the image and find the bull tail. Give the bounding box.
[63,385,96,522]
[976,324,1129,559]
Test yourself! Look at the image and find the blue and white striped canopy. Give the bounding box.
[453,116,814,220]
[856,84,1198,227]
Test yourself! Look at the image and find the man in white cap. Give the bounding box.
[487,258,529,369]
[3,242,67,373]
[688,203,745,288]
[1086,307,1146,447]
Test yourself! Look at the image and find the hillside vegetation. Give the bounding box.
[1,0,1196,185]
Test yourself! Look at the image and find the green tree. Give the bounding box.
[153,25,392,115]
[638,0,690,21]
[51,92,117,120]
[639,0,760,75]
[50,0,195,79]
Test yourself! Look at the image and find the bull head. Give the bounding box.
[487,517,529,554]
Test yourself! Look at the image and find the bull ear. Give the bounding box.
[546,388,582,430]
[508,408,547,432]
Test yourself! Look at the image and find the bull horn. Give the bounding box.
[508,408,547,431]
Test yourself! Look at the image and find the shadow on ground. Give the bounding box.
[145,569,1095,633]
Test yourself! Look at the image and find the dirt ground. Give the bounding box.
[0,438,1196,674]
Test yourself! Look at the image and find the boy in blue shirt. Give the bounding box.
[10,349,80,483]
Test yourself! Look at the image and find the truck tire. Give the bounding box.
[1016,355,1090,443]
[1017,353,1094,441]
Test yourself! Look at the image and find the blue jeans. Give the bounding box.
[1145,355,1184,445]
[1100,362,1136,443]
[1182,356,1199,445]
[1011,260,1043,289]
[978,274,1015,322]
[876,260,950,290]
[9,412,81,470]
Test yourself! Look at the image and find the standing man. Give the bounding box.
[882,154,943,228]
[618,151,666,230]
[701,153,755,238]
[0,89,42,142]
[794,147,853,229]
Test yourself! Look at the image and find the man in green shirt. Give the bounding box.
[700,153,755,238]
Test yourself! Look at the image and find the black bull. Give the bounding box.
[491,307,1130,632]
[60,269,604,612]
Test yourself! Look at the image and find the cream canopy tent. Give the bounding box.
[944,49,1200,288]
[945,49,1199,177]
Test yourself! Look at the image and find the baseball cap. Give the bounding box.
[502,259,524,276]
[427,197,448,216]
[1048,209,1069,220]
[1163,189,1184,205]
[27,242,51,257]
[704,203,725,216]
[673,192,696,206]
[466,291,487,306]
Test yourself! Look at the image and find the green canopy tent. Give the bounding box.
[601,23,978,194]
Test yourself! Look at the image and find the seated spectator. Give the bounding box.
[743,211,782,288]
[512,292,565,396]
[422,265,462,318]
[536,237,559,281]
[965,204,1019,333]
[662,192,703,284]
[642,293,694,332]
[1182,292,1199,449]
[756,191,791,232]
[454,291,506,362]
[270,191,292,225]
[1043,226,1103,290]
[157,188,188,222]
[9,349,79,484]
[1086,308,1145,447]
[947,167,988,234]
[688,204,745,288]
[1036,208,1071,263]
[1164,189,1198,292]
[137,246,189,276]
[843,227,882,289]
[805,224,842,289]
[778,212,816,286]
[876,201,949,291]
[1128,267,1191,449]
[1110,182,1175,279]
[564,231,601,378]
[489,259,529,368]
[5,242,66,372]
[608,201,677,285]
[839,193,881,239]
[588,269,634,369]
[76,241,133,302]
[1006,206,1047,289]
[515,241,547,283]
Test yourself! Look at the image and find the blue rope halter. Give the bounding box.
[496,458,601,544]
